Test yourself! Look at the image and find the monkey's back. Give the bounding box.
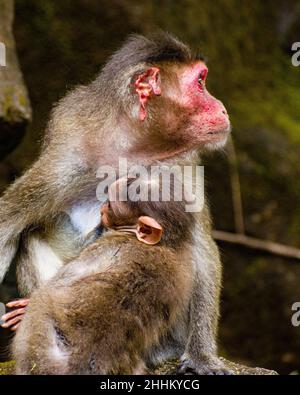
[13,234,193,374]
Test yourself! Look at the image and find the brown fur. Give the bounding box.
[2,32,232,374]
[13,227,193,374]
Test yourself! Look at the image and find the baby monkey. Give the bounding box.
[12,175,195,374]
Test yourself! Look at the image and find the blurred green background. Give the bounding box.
[1,0,300,374]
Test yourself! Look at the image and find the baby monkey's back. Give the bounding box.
[13,234,193,374]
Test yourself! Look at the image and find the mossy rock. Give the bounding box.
[0,361,15,375]
[0,358,277,375]
[151,358,278,375]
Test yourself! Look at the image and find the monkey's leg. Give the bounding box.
[178,220,233,375]
[16,231,66,296]
[1,231,66,332]
[13,295,71,375]
[146,315,187,367]
[132,360,148,375]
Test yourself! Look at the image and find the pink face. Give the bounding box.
[133,62,231,156]
[175,62,230,146]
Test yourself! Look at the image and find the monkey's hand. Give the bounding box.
[0,298,29,331]
[177,355,234,375]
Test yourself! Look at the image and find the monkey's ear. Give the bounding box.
[136,216,163,245]
[134,67,161,121]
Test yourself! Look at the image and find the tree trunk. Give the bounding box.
[0,0,31,158]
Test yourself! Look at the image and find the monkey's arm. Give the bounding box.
[178,217,233,375]
[0,150,91,284]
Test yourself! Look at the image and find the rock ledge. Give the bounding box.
[0,358,278,375]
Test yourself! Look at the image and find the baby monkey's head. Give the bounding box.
[101,172,195,247]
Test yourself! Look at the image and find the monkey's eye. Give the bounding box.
[197,69,207,87]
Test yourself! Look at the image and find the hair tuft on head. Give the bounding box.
[101,31,193,79]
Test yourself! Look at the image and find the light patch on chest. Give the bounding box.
[67,201,102,237]
[31,238,64,283]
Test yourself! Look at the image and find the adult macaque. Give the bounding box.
[13,177,194,374]
[1,33,231,374]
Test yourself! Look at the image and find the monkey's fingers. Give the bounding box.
[11,323,20,332]
[1,313,24,329]
[6,298,29,308]
[1,308,26,329]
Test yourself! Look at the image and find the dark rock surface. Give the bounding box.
[0,358,278,375]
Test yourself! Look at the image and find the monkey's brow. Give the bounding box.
[194,52,207,63]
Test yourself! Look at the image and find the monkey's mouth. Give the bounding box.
[207,125,231,137]
[207,130,227,135]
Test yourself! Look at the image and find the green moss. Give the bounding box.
[18,93,28,108]
[0,87,30,123]
[0,361,15,375]
[0,359,276,375]
[1,87,13,120]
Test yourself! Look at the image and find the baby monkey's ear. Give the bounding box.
[136,216,163,245]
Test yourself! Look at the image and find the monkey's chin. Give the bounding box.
[203,126,231,151]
